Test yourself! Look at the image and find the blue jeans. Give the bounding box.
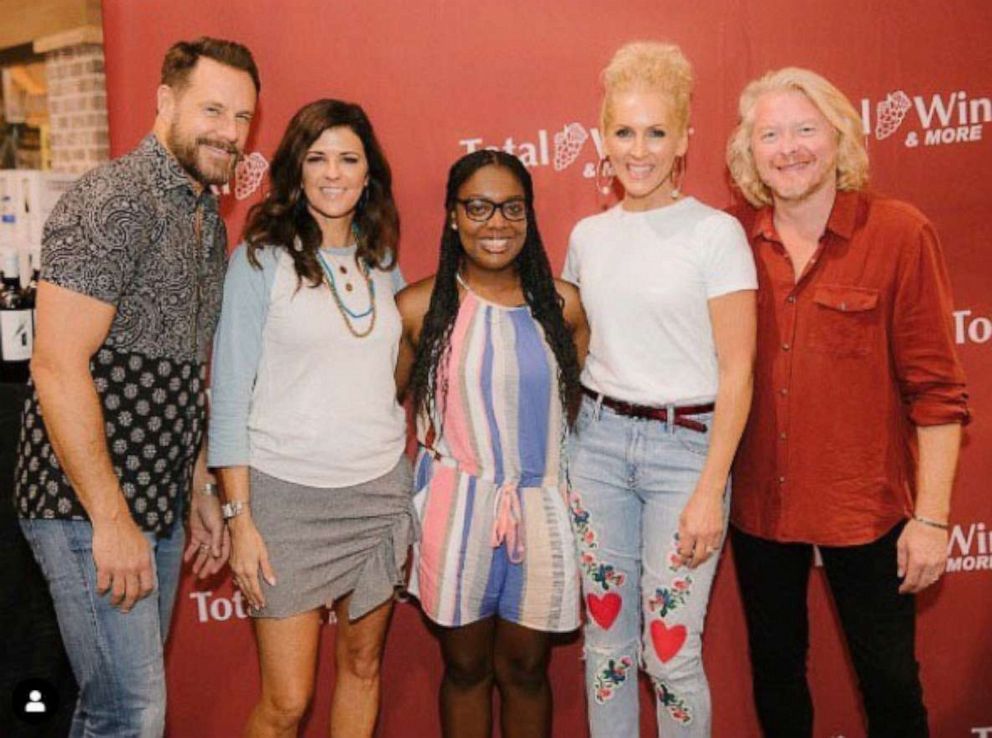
[567,396,728,738]
[18,511,185,738]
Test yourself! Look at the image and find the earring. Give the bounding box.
[670,156,686,199]
[450,222,458,231]
[594,157,614,196]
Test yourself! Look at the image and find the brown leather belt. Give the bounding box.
[581,386,714,432]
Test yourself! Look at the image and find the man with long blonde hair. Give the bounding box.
[726,67,968,737]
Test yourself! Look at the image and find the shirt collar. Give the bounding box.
[138,133,215,203]
[751,189,863,244]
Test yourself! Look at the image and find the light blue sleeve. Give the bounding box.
[207,244,277,468]
[389,257,406,294]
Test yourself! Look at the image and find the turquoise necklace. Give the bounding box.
[316,249,377,337]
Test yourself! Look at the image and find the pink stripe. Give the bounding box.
[441,296,481,472]
[418,465,458,614]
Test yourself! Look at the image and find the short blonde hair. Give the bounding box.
[600,41,694,133]
[726,67,869,207]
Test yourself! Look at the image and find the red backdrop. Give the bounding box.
[101,1,992,735]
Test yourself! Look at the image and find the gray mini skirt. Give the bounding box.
[248,456,417,621]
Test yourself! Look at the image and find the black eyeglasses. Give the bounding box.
[456,198,528,222]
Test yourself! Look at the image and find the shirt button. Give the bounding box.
[779,388,789,396]
[780,432,787,440]
[778,476,786,484]
[782,343,790,351]
[787,295,796,304]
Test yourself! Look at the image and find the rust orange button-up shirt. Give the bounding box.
[730,191,969,546]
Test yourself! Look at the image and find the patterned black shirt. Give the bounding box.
[15,135,227,534]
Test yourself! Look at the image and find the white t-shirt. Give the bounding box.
[562,197,756,406]
[209,245,407,487]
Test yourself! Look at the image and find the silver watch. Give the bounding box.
[221,501,247,520]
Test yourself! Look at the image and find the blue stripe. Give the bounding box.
[499,488,526,622]
[481,536,505,620]
[480,307,505,485]
[414,448,433,491]
[510,310,551,481]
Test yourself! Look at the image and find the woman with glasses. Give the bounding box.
[396,149,588,738]
[562,42,756,737]
[208,99,415,737]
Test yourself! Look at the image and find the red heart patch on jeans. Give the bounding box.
[586,592,621,630]
[650,619,687,663]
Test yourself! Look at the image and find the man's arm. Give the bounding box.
[897,423,961,593]
[889,218,969,593]
[31,281,154,612]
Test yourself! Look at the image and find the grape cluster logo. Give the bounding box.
[234,152,269,200]
[861,89,990,148]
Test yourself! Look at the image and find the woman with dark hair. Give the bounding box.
[396,149,588,738]
[208,99,415,737]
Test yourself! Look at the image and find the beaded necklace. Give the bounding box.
[316,249,377,338]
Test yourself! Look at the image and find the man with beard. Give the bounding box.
[725,67,968,738]
[14,38,259,736]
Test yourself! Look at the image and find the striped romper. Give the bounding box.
[408,288,580,632]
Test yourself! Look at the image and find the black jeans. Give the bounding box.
[730,523,928,738]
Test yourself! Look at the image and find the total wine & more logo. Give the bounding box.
[954,308,992,345]
[458,122,605,177]
[860,89,991,148]
[946,520,992,574]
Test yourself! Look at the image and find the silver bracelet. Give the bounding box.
[221,500,247,520]
[200,481,219,497]
[912,515,948,531]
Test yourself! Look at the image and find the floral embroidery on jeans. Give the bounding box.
[647,575,694,617]
[571,491,626,591]
[594,656,634,704]
[570,492,599,549]
[668,531,688,573]
[652,677,693,725]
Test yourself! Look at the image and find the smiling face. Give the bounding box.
[750,89,839,205]
[301,126,369,227]
[453,164,528,275]
[160,57,257,186]
[603,89,689,212]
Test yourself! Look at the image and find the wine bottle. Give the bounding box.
[23,246,40,335]
[0,247,32,383]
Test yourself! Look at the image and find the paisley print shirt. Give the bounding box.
[15,134,227,534]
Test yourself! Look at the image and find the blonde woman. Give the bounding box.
[563,42,756,737]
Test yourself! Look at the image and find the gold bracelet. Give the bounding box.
[912,515,948,531]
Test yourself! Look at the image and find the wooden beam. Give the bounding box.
[0,0,101,51]
[34,25,104,54]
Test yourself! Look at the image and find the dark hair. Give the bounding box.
[161,37,261,94]
[410,150,582,428]
[243,99,400,285]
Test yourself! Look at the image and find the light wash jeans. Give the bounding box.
[19,507,185,738]
[567,396,728,738]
